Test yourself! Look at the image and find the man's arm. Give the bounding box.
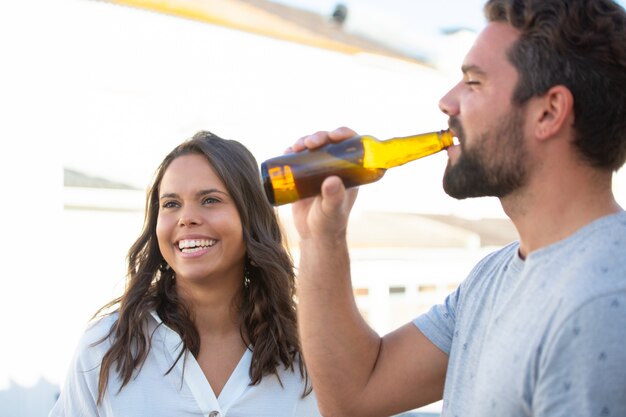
[293,128,448,417]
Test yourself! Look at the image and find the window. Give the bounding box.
[389,286,406,295]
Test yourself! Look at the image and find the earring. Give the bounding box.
[244,265,251,288]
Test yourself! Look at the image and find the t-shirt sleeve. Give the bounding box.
[412,285,460,355]
[411,246,514,355]
[533,292,626,417]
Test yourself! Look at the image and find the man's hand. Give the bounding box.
[288,127,359,242]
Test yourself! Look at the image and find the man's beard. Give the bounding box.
[443,108,529,200]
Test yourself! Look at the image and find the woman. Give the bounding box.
[50,131,319,416]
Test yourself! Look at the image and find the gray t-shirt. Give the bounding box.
[414,211,626,417]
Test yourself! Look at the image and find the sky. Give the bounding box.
[271,0,626,32]
[271,0,489,34]
[270,0,488,62]
[268,0,626,64]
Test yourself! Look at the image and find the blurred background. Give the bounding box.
[1,0,625,415]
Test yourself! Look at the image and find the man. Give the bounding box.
[289,0,626,416]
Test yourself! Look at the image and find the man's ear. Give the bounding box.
[532,85,575,141]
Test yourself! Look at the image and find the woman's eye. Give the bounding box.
[162,201,179,209]
[202,196,220,205]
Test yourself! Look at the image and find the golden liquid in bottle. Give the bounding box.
[262,130,452,206]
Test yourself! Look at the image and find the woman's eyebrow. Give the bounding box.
[197,189,227,198]
[159,189,228,200]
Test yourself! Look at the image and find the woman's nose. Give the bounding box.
[177,210,201,227]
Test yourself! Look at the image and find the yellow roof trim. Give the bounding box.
[109,0,366,55]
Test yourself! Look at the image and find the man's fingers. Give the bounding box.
[288,127,359,153]
[328,126,358,141]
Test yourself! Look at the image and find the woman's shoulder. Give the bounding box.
[72,312,120,364]
[84,313,118,341]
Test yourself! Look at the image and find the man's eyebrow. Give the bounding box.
[461,64,487,75]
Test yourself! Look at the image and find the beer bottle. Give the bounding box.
[261,129,453,206]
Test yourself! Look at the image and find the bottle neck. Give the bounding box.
[362,130,453,169]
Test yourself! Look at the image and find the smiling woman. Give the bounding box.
[156,153,247,287]
[49,132,320,417]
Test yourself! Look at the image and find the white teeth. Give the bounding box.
[178,239,216,250]
[182,246,204,254]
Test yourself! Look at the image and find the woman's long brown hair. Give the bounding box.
[93,131,308,403]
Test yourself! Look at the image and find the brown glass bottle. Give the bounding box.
[261,130,454,206]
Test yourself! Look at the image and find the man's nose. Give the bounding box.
[439,83,461,117]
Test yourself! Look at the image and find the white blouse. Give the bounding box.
[49,312,320,417]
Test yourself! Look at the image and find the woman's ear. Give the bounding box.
[532,85,575,141]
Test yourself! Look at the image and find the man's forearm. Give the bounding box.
[297,236,381,416]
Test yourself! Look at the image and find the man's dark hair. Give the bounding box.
[485,0,626,171]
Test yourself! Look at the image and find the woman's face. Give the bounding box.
[156,154,246,287]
